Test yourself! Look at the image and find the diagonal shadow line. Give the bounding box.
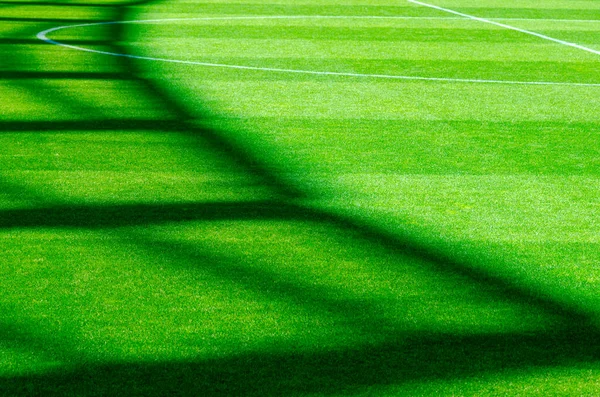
[303,204,599,330]
[129,229,415,337]
[106,9,307,200]
[0,199,596,331]
[125,200,600,338]
[129,223,588,336]
[1,331,599,396]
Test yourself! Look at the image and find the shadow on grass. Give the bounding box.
[2,0,600,395]
[1,198,595,328]
[0,200,294,228]
[2,197,599,395]
[2,331,599,396]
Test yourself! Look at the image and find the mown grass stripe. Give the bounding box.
[409,0,600,56]
[140,26,580,43]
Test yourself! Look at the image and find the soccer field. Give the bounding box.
[2,0,600,395]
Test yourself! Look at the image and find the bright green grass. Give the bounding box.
[2,0,600,395]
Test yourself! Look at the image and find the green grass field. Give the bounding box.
[2,0,600,395]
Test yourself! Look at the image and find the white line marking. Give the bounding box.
[496,18,600,23]
[36,15,600,87]
[409,0,600,56]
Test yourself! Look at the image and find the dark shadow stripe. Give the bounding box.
[0,39,113,45]
[0,200,299,229]
[0,17,112,22]
[0,71,129,80]
[1,331,599,396]
[0,1,122,8]
[0,119,182,132]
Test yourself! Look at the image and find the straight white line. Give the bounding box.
[495,18,600,23]
[408,0,600,56]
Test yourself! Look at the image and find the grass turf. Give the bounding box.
[1,0,600,395]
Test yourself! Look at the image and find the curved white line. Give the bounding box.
[36,15,600,87]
